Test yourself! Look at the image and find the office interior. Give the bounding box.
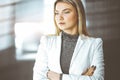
[0,0,120,80]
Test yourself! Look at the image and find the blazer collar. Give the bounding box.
[57,33,87,71]
[70,36,84,66]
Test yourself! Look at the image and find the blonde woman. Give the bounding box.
[33,0,104,80]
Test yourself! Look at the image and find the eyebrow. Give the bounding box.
[55,8,72,12]
[63,8,71,11]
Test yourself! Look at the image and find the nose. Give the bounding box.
[57,13,64,21]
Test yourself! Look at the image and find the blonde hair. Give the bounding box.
[54,0,89,36]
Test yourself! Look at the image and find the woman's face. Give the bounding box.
[55,2,78,33]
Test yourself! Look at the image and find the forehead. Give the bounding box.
[55,2,75,11]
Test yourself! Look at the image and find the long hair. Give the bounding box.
[54,0,89,36]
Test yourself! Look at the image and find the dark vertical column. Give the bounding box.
[86,0,120,80]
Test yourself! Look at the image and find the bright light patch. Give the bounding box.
[15,22,55,60]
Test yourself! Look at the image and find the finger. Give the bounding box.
[81,66,96,76]
[92,66,96,70]
[87,68,94,74]
[82,66,93,75]
[84,66,96,75]
[88,72,94,76]
[88,66,96,72]
[93,66,96,70]
[47,71,53,79]
[47,71,49,78]
[81,68,88,75]
[87,66,96,75]
[47,70,52,78]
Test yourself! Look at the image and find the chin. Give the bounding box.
[58,26,69,30]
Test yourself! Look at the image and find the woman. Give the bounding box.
[33,0,104,80]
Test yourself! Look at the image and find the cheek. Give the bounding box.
[65,15,72,20]
[65,14,77,22]
[55,17,59,24]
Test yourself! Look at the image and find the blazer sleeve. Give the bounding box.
[61,38,104,80]
[33,36,49,80]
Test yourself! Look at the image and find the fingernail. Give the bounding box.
[94,66,96,69]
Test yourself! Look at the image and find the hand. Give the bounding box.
[47,70,60,80]
[82,65,96,76]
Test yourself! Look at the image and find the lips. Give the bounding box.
[59,22,65,25]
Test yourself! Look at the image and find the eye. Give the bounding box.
[63,10,71,14]
[64,11,70,14]
[55,12,59,15]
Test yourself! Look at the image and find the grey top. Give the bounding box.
[60,31,79,74]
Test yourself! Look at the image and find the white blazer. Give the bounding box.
[33,34,104,80]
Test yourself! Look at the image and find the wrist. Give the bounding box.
[59,74,63,80]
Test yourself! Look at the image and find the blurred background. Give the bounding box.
[0,0,120,80]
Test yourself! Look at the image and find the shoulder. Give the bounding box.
[81,35,103,45]
[80,35,103,53]
[88,37,102,43]
[40,35,59,48]
[40,35,59,43]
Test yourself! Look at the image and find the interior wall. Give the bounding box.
[86,0,120,80]
[0,0,120,80]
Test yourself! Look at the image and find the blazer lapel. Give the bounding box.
[70,35,84,66]
[56,35,62,73]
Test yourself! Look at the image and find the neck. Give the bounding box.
[63,28,78,35]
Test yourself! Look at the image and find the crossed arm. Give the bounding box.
[47,65,96,80]
[33,37,104,80]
